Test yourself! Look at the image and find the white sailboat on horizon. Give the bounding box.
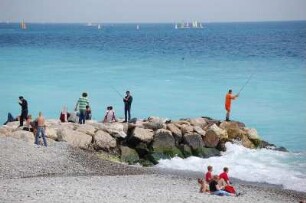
[20,20,27,30]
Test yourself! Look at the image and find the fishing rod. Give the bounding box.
[111,86,124,98]
[238,72,255,95]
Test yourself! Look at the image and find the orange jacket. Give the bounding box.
[225,93,235,110]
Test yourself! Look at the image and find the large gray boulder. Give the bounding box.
[208,124,228,139]
[245,128,261,140]
[193,147,221,158]
[151,129,183,158]
[183,132,204,150]
[188,118,208,128]
[45,128,58,140]
[179,144,192,158]
[193,126,206,137]
[131,127,154,143]
[166,123,182,143]
[219,121,244,140]
[57,128,92,149]
[143,119,164,131]
[245,128,261,148]
[227,127,245,140]
[203,130,220,148]
[241,135,255,149]
[181,124,194,135]
[120,146,139,164]
[152,129,175,150]
[76,124,96,136]
[103,123,127,138]
[94,130,117,150]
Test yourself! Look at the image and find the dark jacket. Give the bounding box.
[19,99,28,112]
[123,95,133,107]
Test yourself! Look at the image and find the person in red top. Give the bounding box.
[219,167,230,185]
[205,165,213,183]
[225,89,239,121]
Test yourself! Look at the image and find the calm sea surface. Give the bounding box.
[0,21,306,191]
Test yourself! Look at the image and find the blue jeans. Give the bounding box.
[79,110,86,124]
[124,105,131,121]
[212,190,232,196]
[35,127,47,147]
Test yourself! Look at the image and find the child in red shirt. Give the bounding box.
[205,165,213,183]
[219,167,230,185]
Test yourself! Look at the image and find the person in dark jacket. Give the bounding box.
[123,91,133,122]
[18,96,28,127]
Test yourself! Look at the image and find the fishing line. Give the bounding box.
[238,72,255,95]
[111,86,124,98]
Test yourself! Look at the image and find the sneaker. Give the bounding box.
[236,192,241,197]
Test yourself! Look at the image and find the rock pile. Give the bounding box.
[0,116,285,166]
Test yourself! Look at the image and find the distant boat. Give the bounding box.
[87,22,93,26]
[192,21,203,28]
[175,21,203,29]
[97,24,101,29]
[136,25,140,30]
[20,20,27,30]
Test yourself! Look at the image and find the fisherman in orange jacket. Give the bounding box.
[225,89,239,121]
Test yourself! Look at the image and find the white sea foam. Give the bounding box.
[157,143,306,192]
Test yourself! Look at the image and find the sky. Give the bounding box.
[0,0,306,23]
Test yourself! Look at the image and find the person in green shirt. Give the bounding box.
[75,92,89,124]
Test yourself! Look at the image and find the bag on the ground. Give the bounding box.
[68,112,79,123]
[224,185,236,194]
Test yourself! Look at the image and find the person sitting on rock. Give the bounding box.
[209,175,236,197]
[103,106,117,123]
[22,115,33,132]
[59,106,68,122]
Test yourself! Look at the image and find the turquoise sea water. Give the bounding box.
[1,22,305,151]
[1,22,306,190]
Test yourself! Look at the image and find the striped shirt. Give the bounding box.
[77,97,89,111]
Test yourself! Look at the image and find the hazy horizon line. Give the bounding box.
[1,19,306,24]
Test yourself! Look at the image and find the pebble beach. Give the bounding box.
[1,137,305,203]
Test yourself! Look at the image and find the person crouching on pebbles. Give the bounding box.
[209,175,236,197]
[35,112,47,147]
